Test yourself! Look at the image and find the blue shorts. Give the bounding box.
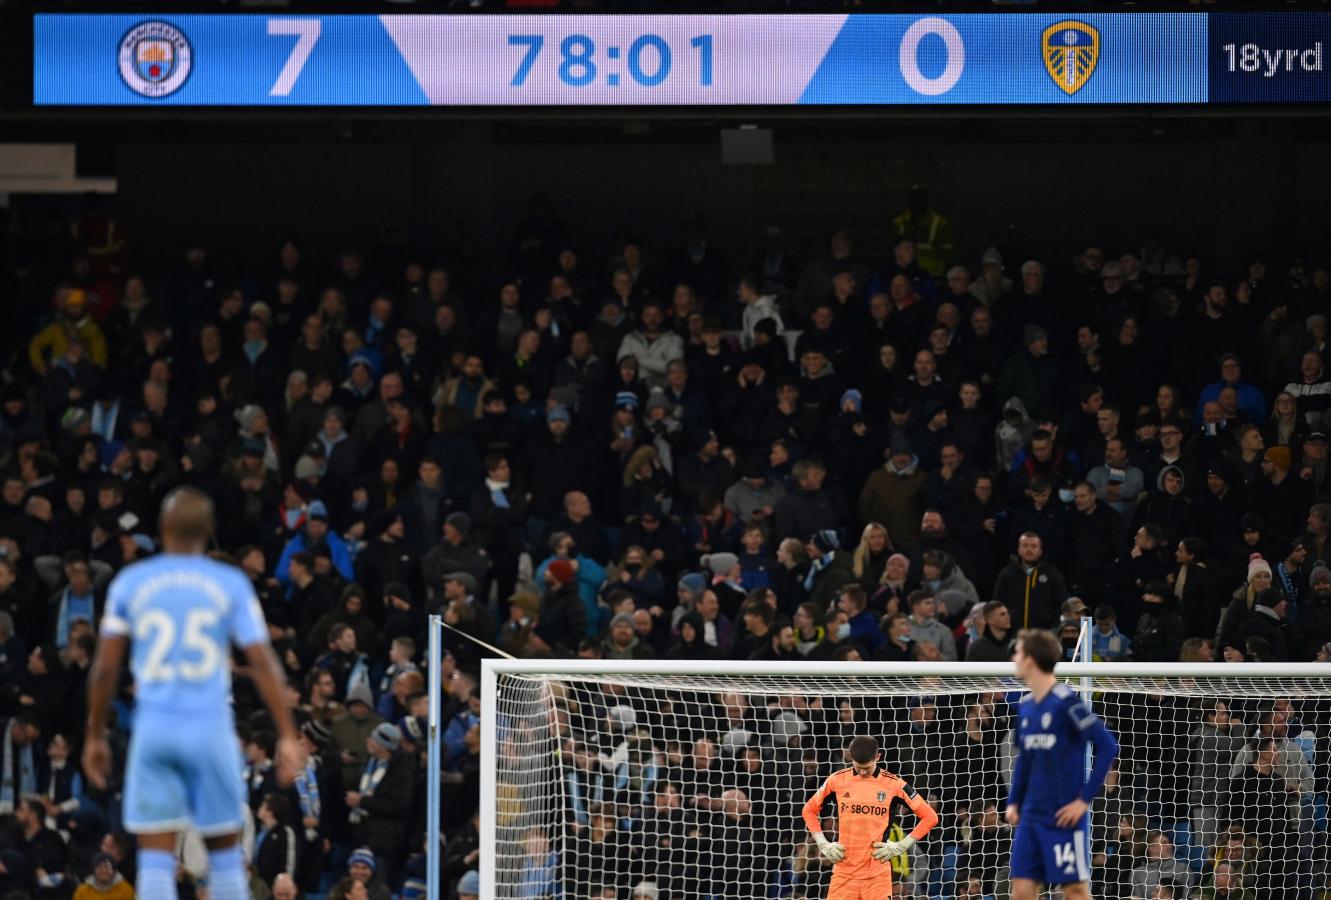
[1010,819,1091,885]
[123,712,245,836]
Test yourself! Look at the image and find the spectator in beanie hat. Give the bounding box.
[603,610,653,660]
[1302,562,1331,658]
[858,433,927,548]
[331,848,391,900]
[539,556,587,650]
[346,722,414,887]
[1231,586,1290,661]
[803,529,854,609]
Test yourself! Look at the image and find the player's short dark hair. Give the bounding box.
[848,736,879,765]
[1017,628,1062,673]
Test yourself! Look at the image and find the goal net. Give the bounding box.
[477,661,1330,900]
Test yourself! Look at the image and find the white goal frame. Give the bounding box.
[473,658,1331,898]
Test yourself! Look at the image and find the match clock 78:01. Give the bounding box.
[508,33,713,88]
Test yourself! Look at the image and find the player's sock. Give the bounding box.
[207,845,249,900]
[137,849,178,900]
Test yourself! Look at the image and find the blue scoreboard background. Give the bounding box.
[31,12,1331,107]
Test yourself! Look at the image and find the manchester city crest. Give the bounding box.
[118,21,192,98]
[1042,21,1100,96]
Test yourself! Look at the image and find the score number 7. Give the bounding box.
[268,19,322,97]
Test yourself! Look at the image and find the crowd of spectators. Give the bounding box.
[0,181,1330,899]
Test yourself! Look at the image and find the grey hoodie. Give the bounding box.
[907,615,958,660]
[723,477,787,524]
[1156,464,1185,492]
[1130,857,1193,899]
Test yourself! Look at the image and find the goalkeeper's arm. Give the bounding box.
[800,777,845,863]
[872,784,939,862]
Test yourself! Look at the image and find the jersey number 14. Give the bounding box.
[135,609,224,682]
[1053,842,1077,873]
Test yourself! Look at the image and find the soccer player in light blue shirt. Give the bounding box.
[84,488,305,900]
[1006,628,1119,900]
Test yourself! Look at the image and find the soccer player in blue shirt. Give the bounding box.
[1006,628,1119,900]
[83,488,306,900]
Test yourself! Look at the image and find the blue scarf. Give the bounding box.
[55,588,95,648]
[804,551,834,592]
[90,401,119,441]
[350,755,387,826]
[1276,563,1301,629]
[347,654,370,698]
[0,720,36,815]
[487,479,511,510]
[294,757,321,839]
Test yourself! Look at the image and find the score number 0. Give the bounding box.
[268,19,321,97]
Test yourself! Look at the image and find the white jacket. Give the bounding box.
[617,329,684,389]
[741,294,784,350]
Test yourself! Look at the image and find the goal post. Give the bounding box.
[467,658,1331,900]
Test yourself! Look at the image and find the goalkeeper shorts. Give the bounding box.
[828,871,893,900]
[1010,820,1091,885]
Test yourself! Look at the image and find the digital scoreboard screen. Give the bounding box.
[30,12,1331,107]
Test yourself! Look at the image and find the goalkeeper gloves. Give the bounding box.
[872,835,916,862]
[813,833,846,863]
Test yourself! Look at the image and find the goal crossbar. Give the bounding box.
[481,660,1330,678]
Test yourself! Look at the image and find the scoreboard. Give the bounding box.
[31,12,1331,107]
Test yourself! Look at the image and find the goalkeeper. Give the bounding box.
[801,735,939,900]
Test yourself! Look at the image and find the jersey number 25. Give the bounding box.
[135,609,224,682]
